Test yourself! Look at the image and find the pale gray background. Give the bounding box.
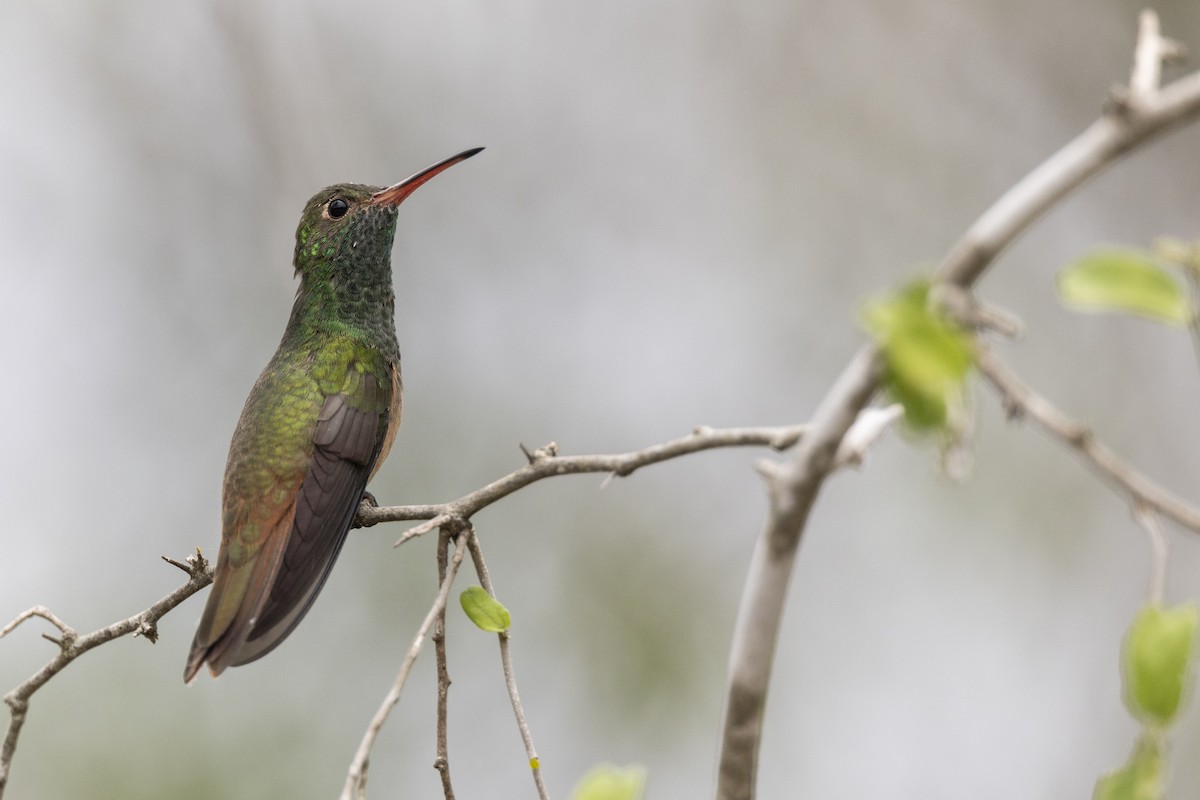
[2,2,1200,798]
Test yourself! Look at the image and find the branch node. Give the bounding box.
[754,458,787,484]
[183,548,210,579]
[768,429,804,451]
[1064,422,1093,447]
[1000,395,1025,422]
[522,441,559,463]
[1106,83,1135,117]
[134,618,159,644]
[438,516,471,538]
[929,284,1025,338]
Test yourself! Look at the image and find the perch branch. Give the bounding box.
[7,418,890,793]
[716,15,1200,799]
[359,414,901,546]
[354,423,812,539]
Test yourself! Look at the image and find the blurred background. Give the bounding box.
[2,1,1200,798]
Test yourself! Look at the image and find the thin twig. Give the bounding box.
[1134,504,1169,605]
[0,608,73,642]
[465,531,550,800]
[1130,10,1185,103]
[976,347,1200,534]
[0,552,212,798]
[715,22,1200,799]
[433,531,456,800]
[337,535,468,800]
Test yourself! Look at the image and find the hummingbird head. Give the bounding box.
[285,147,483,349]
[292,147,484,284]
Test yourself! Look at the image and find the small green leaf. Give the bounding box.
[861,281,974,431]
[572,764,647,800]
[460,585,511,633]
[1123,603,1198,726]
[1058,249,1190,325]
[1093,734,1164,800]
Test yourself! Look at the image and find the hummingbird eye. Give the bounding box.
[327,198,350,219]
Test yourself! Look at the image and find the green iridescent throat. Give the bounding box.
[285,185,401,361]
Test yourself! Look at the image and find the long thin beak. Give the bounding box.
[369,147,485,207]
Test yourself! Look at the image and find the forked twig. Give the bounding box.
[717,14,1200,798]
[0,552,212,798]
[337,535,468,800]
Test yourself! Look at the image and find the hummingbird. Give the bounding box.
[184,147,484,683]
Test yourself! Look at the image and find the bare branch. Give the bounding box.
[338,534,468,800]
[351,423,814,540]
[716,33,1200,800]
[465,531,550,800]
[0,552,212,798]
[937,62,1200,291]
[434,531,456,800]
[976,347,1200,534]
[718,347,884,800]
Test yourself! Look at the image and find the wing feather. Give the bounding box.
[232,368,392,664]
[185,358,397,681]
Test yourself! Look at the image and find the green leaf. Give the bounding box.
[1093,734,1164,800]
[460,585,511,633]
[861,281,974,431]
[1058,249,1190,325]
[1123,603,1198,726]
[572,764,647,800]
